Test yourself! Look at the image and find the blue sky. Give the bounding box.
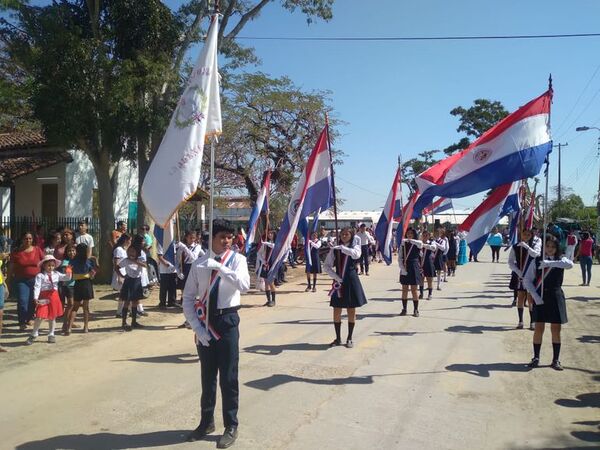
[191,0,600,211]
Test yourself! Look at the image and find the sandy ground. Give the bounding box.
[0,251,598,450]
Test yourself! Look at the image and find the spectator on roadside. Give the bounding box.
[66,243,97,335]
[34,225,46,250]
[0,251,9,352]
[112,234,131,318]
[576,231,594,286]
[487,227,503,263]
[9,232,45,330]
[141,224,158,283]
[59,244,77,334]
[110,220,127,248]
[0,227,10,253]
[54,228,75,261]
[75,221,94,258]
[44,231,61,256]
[565,230,578,261]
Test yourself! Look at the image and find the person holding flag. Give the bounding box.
[257,231,277,307]
[418,230,437,300]
[398,228,425,317]
[305,231,322,293]
[433,228,449,290]
[522,235,573,370]
[507,228,541,329]
[324,227,367,348]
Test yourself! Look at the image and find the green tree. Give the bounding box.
[443,99,509,155]
[402,150,440,192]
[1,0,334,277]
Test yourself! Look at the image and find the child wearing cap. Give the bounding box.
[26,254,72,345]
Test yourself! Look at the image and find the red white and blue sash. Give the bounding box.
[329,250,349,299]
[194,250,236,342]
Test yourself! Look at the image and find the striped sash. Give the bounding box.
[329,250,349,299]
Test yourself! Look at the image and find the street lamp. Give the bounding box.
[575,126,600,237]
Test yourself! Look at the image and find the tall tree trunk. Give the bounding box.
[92,152,117,283]
[137,136,155,233]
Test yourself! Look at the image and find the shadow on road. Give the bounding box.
[244,343,330,355]
[445,362,530,377]
[577,335,600,344]
[555,392,600,408]
[372,331,418,337]
[245,373,375,391]
[113,353,197,364]
[445,325,513,334]
[15,430,192,450]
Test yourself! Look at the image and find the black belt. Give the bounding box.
[209,306,240,317]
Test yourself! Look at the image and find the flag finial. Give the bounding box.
[548,73,553,91]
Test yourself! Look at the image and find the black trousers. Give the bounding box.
[490,246,501,261]
[359,245,370,273]
[197,312,240,427]
[159,273,177,305]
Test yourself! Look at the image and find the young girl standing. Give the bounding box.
[112,234,131,317]
[60,244,77,334]
[305,232,322,293]
[398,228,424,317]
[508,229,541,330]
[418,230,437,300]
[26,255,71,344]
[324,227,367,348]
[66,243,97,334]
[433,228,448,290]
[257,231,277,307]
[119,246,147,331]
[523,235,573,370]
[446,230,459,276]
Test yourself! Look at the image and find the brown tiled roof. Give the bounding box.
[0,131,72,182]
[0,130,47,151]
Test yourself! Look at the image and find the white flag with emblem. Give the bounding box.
[141,15,222,227]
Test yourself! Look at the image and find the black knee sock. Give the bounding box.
[306,279,311,288]
[428,287,433,296]
[419,285,424,296]
[513,291,518,302]
[131,306,137,325]
[533,343,541,359]
[413,300,419,312]
[265,291,271,303]
[552,343,561,361]
[334,322,341,342]
[517,307,524,322]
[401,299,408,310]
[528,310,533,324]
[121,307,128,326]
[271,291,276,304]
[347,322,355,341]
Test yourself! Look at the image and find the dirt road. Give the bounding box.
[1,253,598,449]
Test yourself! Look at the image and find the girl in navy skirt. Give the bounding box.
[433,228,448,290]
[523,235,573,370]
[119,246,147,331]
[257,231,277,307]
[305,232,322,293]
[507,228,541,330]
[66,244,97,335]
[398,228,425,317]
[324,227,366,348]
[418,230,437,300]
[446,230,459,276]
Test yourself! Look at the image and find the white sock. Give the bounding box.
[137,303,144,313]
[48,319,56,336]
[32,318,43,337]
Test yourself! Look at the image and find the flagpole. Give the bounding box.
[325,114,339,241]
[207,0,219,258]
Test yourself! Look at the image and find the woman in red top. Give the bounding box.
[9,232,45,330]
[576,232,594,286]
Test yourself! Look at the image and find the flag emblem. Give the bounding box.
[473,148,492,163]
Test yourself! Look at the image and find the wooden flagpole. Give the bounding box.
[325,114,339,241]
[540,75,553,302]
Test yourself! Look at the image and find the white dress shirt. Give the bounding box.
[522,257,573,305]
[324,235,362,282]
[182,252,250,339]
[34,271,71,300]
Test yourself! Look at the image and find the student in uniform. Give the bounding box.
[398,228,425,317]
[324,227,367,348]
[157,240,178,309]
[119,245,147,331]
[356,223,374,276]
[183,219,250,448]
[256,231,277,307]
[523,235,573,370]
[507,228,541,330]
[305,231,322,292]
[176,230,205,294]
[446,230,459,276]
[418,230,437,300]
[112,234,131,318]
[433,228,448,290]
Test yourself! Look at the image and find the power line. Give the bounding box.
[336,175,386,198]
[236,32,600,42]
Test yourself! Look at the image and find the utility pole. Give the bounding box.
[553,142,568,207]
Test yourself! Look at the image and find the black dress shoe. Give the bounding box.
[186,422,216,442]
[217,426,238,449]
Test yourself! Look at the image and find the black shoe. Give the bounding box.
[329,339,342,347]
[413,310,419,317]
[132,322,145,329]
[399,309,407,316]
[187,422,216,442]
[217,426,238,449]
[527,357,539,368]
[122,325,132,332]
[158,304,167,310]
[138,310,149,317]
[418,294,423,299]
[551,360,564,371]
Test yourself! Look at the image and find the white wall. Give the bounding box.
[65,150,138,218]
[0,187,10,218]
[13,163,67,217]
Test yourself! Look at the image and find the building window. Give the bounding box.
[41,184,58,218]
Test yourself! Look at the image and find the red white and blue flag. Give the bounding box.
[524,187,536,230]
[422,197,453,216]
[375,168,402,265]
[413,89,553,217]
[245,170,271,254]
[458,182,520,256]
[299,208,321,271]
[267,127,334,281]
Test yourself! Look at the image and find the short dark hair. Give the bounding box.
[212,219,235,237]
[117,220,126,227]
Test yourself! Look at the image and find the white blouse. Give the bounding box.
[34,271,71,300]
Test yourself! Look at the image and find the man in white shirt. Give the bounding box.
[75,221,94,258]
[356,223,374,275]
[183,220,250,449]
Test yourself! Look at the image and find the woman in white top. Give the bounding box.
[257,231,277,306]
[305,232,322,292]
[112,234,131,318]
